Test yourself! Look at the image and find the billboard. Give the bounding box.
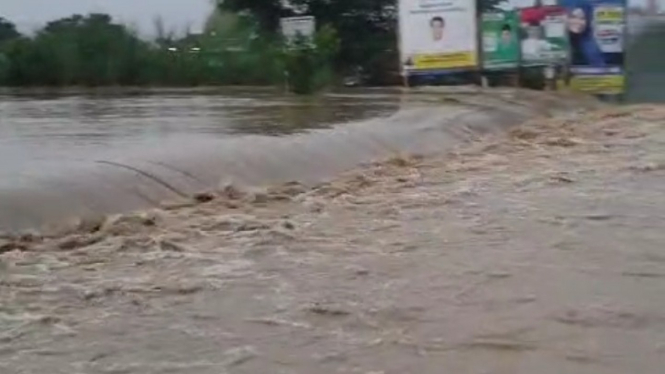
[561,0,626,94]
[399,0,478,73]
[280,16,316,44]
[482,10,520,70]
[519,6,569,66]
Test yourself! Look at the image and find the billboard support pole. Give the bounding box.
[517,25,523,88]
[396,0,409,88]
[476,0,484,88]
[621,2,628,102]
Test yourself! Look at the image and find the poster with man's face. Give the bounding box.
[519,6,569,66]
[398,0,478,72]
[482,10,520,70]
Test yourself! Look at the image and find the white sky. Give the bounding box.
[0,0,212,36]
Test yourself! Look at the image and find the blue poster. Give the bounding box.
[561,0,626,94]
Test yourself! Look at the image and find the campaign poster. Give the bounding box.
[519,6,569,66]
[482,10,520,70]
[399,0,478,73]
[561,0,626,94]
[280,16,316,46]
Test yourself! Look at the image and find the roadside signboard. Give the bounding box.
[399,0,478,74]
[561,0,626,94]
[519,6,570,66]
[280,16,316,45]
[482,10,520,70]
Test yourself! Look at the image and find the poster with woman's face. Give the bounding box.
[561,0,625,68]
[561,0,626,94]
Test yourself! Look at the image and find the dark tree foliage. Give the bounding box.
[0,17,20,44]
[0,13,288,87]
[219,0,286,32]
[219,0,394,82]
[0,1,509,87]
[1,14,155,85]
[219,0,504,82]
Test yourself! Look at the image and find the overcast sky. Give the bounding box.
[0,0,212,36]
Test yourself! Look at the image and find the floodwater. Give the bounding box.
[0,88,600,233]
[0,88,400,188]
[1,104,664,374]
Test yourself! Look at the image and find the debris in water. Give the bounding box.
[222,346,258,367]
[307,303,351,317]
[220,182,247,200]
[193,192,216,203]
[55,234,104,251]
[101,212,160,236]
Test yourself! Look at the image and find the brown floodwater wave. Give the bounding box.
[0,88,602,233]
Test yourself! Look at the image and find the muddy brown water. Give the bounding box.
[0,87,598,233]
[1,104,664,374]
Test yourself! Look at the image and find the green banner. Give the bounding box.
[481,11,519,70]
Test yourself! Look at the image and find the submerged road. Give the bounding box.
[1,103,664,373]
[0,88,596,233]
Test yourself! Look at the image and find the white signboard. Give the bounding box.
[399,0,478,72]
[280,16,316,43]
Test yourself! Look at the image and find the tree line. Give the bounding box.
[0,13,298,86]
[216,0,501,81]
[0,6,366,89]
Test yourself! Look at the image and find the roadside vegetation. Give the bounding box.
[0,13,289,87]
[0,0,410,92]
[0,8,348,92]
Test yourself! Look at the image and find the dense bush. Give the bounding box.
[0,13,335,92]
[282,25,339,94]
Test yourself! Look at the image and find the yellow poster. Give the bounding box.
[399,0,478,72]
[412,51,477,70]
[568,74,624,95]
[595,7,623,22]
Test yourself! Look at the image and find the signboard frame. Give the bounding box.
[481,10,521,71]
[519,5,570,67]
[562,0,627,95]
[280,16,316,47]
[398,0,480,77]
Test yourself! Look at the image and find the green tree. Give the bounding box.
[218,0,285,32]
[218,0,504,83]
[0,17,20,44]
[0,14,158,86]
[218,0,394,81]
[282,24,340,94]
[0,18,21,81]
